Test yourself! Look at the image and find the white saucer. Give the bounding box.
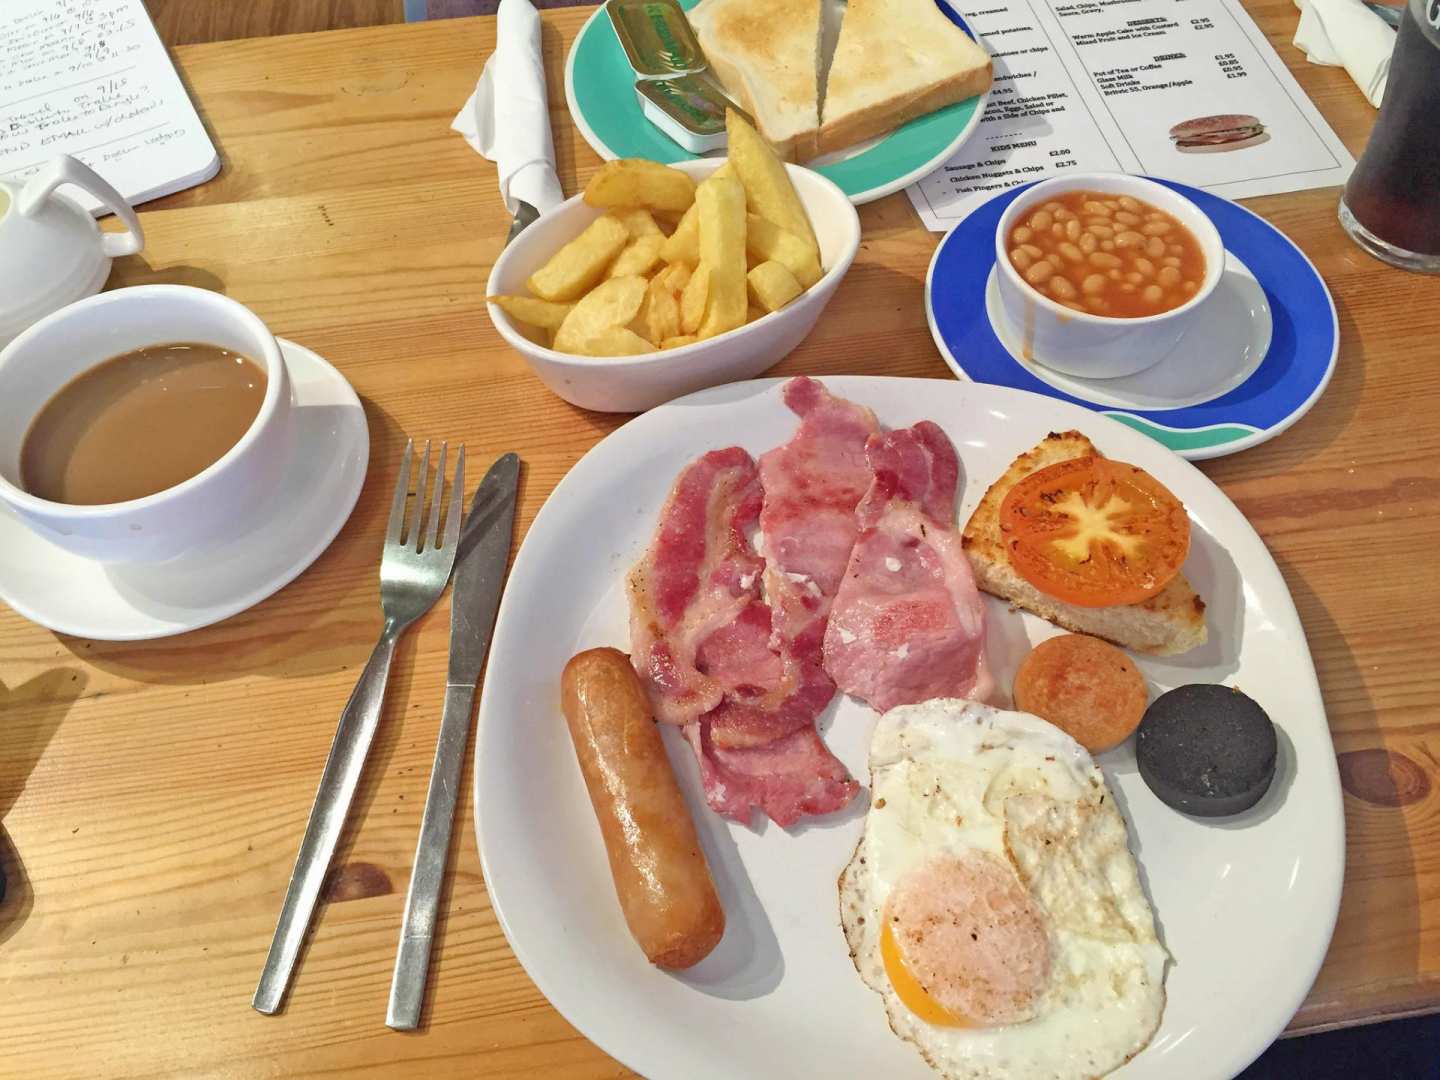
[0,338,369,640]
[982,251,1273,411]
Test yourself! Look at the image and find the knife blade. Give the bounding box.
[447,452,521,687]
[386,452,520,1030]
[506,199,540,247]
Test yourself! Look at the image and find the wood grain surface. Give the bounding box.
[143,0,403,47]
[2,6,1438,1077]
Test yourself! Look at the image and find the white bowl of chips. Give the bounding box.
[486,126,860,413]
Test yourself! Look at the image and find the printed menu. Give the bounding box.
[0,0,218,214]
[908,0,1355,229]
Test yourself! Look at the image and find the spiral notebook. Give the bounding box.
[0,0,219,215]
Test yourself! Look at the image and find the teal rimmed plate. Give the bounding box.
[564,0,988,205]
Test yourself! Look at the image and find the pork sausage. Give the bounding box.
[560,647,725,968]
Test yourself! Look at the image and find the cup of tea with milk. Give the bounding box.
[0,284,293,563]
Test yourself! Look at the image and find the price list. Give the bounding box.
[909,0,1354,230]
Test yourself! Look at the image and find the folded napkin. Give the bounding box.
[452,0,565,215]
[1293,0,1395,107]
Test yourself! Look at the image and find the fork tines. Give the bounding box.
[387,439,466,554]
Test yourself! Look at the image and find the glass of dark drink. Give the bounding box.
[1338,0,1440,273]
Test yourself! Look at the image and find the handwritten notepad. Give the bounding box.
[0,0,219,214]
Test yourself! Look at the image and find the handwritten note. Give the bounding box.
[0,0,218,213]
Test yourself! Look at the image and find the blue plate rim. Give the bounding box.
[924,178,1339,460]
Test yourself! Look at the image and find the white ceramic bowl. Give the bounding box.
[0,285,291,564]
[486,158,861,413]
[993,173,1225,379]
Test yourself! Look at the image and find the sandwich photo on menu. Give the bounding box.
[688,0,993,161]
[1169,114,1271,153]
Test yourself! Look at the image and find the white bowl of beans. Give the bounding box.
[995,173,1225,379]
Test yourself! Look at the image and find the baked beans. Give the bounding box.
[1007,191,1205,317]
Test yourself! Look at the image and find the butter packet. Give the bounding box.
[607,0,748,153]
[608,0,708,77]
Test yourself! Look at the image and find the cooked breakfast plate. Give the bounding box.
[926,180,1339,460]
[565,0,988,205]
[473,376,1341,1079]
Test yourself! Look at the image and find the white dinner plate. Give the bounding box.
[473,376,1342,1080]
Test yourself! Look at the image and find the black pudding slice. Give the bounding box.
[1136,684,1277,817]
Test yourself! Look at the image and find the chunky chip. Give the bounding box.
[695,175,748,339]
[527,215,630,301]
[680,263,711,335]
[487,294,575,331]
[655,261,693,295]
[634,274,683,343]
[745,215,822,289]
[659,206,700,266]
[583,159,697,213]
[553,276,649,353]
[610,207,663,238]
[607,233,665,279]
[747,260,804,313]
[659,163,732,265]
[726,110,818,256]
[570,326,654,357]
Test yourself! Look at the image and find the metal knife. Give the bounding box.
[506,199,540,247]
[385,452,520,1030]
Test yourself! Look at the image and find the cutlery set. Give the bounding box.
[252,441,520,1027]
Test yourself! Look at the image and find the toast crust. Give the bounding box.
[961,431,1208,657]
[816,64,992,155]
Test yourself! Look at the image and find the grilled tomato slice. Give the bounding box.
[999,457,1189,608]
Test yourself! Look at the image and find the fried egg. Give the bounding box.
[839,700,1167,1079]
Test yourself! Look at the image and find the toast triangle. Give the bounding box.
[817,0,993,155]
[690,0,822,161]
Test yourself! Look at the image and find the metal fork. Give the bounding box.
[253,439,466,1016]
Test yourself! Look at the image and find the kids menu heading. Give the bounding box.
[909,0,1355,230]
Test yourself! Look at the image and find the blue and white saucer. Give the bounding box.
[925,179,1338,460]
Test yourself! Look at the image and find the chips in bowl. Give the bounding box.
[489,111,828,359]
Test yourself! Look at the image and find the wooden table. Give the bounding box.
[2,7,1437,1076]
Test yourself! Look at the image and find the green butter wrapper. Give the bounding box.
[608,0,708,77]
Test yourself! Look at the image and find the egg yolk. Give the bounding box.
[880,919,971,1028]
[879,852,1053,1028]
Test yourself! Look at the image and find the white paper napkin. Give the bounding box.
[1293,0,1395,107]
[452,0,565,214]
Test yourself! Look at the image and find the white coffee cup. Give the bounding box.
[0,285,291,563]
[993,173,1225,379]
[0,154,145,348]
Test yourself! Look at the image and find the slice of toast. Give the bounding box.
[961,432,1208,656]
[689,0,822,161]
[816,0,993,156]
